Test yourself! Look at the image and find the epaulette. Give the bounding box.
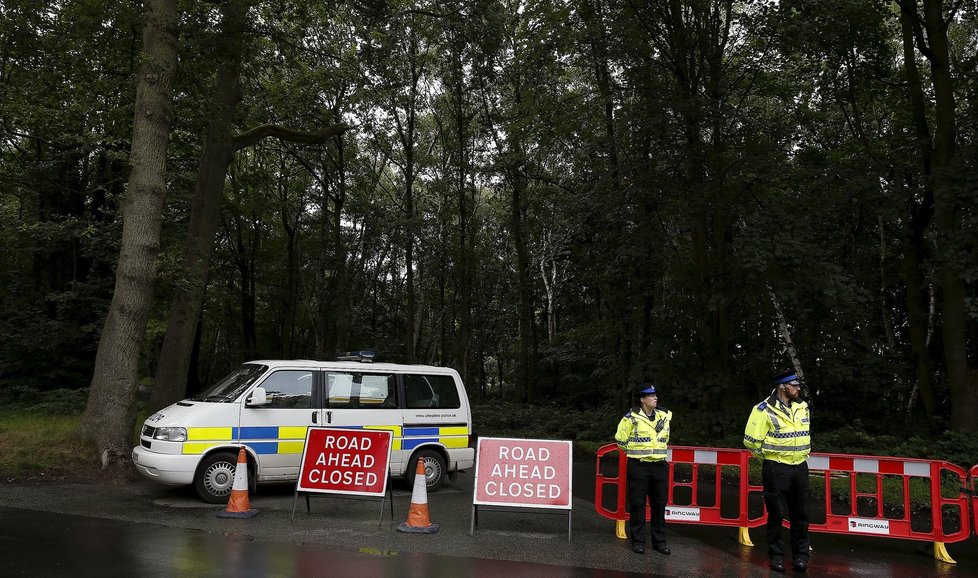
[756,401,767,411]
[657,405,669,413]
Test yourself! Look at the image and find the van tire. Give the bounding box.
[407,449,446,492]
[194,451,239,504]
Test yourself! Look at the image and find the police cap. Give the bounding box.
[634,383,657,398]
[772,369,801,385]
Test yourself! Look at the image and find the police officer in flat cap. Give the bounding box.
[744,369,811,573]
[615,383,672,555]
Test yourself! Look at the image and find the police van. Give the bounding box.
[131,353,475,503]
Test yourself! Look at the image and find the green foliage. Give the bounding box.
[475,403,978,470]
[2,0,977,436]
[473,401,620,447]
[0,386,88,415]
[817,425,978,468]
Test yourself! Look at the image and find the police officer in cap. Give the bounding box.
[744,370,811,572]
[615,383,672,555]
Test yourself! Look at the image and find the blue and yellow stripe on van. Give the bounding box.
[182,426,309,455]
[402,425,469,449]
[181,424,468,454]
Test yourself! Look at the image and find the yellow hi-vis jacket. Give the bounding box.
[615,407,672,462]
[743,392,810,465]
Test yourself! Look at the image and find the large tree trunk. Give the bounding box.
[331,139,353,354]
[896,8,938,425]
[150,0,248,410]
[152,1,349,404]
[511,162,533,403]
[898,0,978,431]
[448,44,474,386]
[913,0,978,430]
[401,27,422,364]
[80,0,178,466]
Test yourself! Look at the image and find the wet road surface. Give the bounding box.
[0,458,975,577]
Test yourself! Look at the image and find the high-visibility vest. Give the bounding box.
[615,407,672,462]
[743,393,810,465]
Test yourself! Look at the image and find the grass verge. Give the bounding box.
[0,412,105,482]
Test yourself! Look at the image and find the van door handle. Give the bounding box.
[312,412,317,424]
[326,411,332,424]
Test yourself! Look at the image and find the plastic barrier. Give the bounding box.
[596,444,974,562]
[803,453,970,563]
[594,444,629,539]
[595,444,763,544]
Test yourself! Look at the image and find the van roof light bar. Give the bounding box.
[335,350,376,363]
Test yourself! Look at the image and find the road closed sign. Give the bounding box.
[473,437,572,509]
[296,427,392,496]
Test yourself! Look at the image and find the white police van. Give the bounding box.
[131,353,475,503]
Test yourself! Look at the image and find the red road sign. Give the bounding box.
[473,437,572,509]
[296,427,392,496]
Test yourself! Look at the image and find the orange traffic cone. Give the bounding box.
[217,446,259,519]
[397,457,439,533]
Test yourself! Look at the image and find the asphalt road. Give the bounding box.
[1,459,976,577]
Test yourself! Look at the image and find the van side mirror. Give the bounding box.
[247,387,267,406]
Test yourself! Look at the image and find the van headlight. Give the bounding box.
[153,427,188,442]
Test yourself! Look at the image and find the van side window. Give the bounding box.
[260,370,313,408]
[403,374,460,409]
[326,372,397,409]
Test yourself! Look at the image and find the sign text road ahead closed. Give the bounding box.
[296,427,392,496]
[473,437,572,508]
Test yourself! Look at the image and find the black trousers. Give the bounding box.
[762,460,810,562]
[627,458,668,548]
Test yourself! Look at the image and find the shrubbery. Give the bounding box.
[472,402,978,468]
[0,385,88,415]
[817,425,978,468]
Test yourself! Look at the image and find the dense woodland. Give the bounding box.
[1,0,977,462]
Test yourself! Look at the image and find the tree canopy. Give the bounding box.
[1,0,976,459]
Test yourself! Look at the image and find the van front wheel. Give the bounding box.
[194,452,239,504]
[407,449,446,491]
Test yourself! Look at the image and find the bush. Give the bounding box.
[472,402,978,469]
[472,400,620,451]
[0,385,88,415]
[816,425,978,467]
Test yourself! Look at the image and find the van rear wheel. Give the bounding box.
[194,451,238,504]
[407,449,446,491]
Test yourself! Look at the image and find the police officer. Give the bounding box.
[615,383,672,555]
[744,370,811,573]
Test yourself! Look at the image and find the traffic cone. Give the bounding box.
[397,457,439,533]
[217,447,259,519]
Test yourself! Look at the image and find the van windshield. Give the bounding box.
[191,364,268,402]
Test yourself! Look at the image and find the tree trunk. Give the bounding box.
[896,6,938,424]
[770,291,805,382]
[916,0,978,430]
[150,0,248,410]
[452,52,473,386]
[80,0,178,466]
[152,0,348,403]
[332,138,353,354]
[511,163,533,403]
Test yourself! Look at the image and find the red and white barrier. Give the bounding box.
[595,444,763,544]
[800,452,970,563]
[594,444,975,562]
